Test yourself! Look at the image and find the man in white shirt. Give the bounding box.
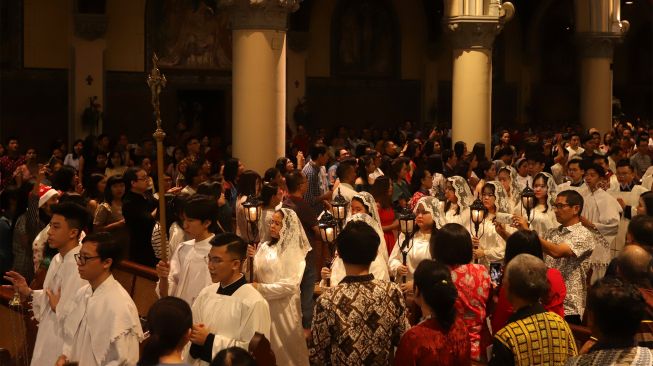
[4,202,89,366]
[558,159,586,191]
[185,233,271,365]
[157,195,217,305]
[609,160,649,256]
[566,133,585,160]
[56,232,143,366]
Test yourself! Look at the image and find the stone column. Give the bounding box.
[575,0,628,134]
[224,0,299,175]
[444,1,514,157]
[70,13,107,143]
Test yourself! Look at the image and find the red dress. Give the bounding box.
[377,205,396,255]
[395,317,471,366]
[490,268,566,333]
[450,263,491,361]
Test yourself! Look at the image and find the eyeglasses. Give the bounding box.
[74,253,101,265]
[205,255,239,265]
[552,203,572,210]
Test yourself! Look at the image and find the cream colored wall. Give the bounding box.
[306,0,336,77]
[105,0,146,71]
[23,0,71,69]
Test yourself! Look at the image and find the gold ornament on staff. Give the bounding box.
[147,53,169,262]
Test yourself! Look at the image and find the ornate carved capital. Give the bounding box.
[74,14,107,41]
[221,0,300,31]
[577,33,622,58]
[445,17,503,49]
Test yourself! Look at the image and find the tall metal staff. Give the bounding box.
[147,54,169,262]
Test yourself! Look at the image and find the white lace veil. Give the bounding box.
[447,176,474,209]
[344,212,388,262]
[483,181,511,213]
[414,196,445,229]
[533,172,558,208]
[275,208,312,258]
[349,191,381,224]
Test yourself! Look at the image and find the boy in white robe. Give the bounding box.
[609,159,649,256]
[185,233,271,366]
[3,202,89,366]
[157,195,217,305]
[56,232,143,366]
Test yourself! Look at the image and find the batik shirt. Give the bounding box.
[544,222,597,317]
[309,274,410,365]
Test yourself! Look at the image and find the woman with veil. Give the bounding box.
[442,176,474,229]
[321,192,390,287]
[249,208,310,365]
[511,172,559,236]
[473,181,515,267]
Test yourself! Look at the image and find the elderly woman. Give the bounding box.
[389,196,444,284]
[430,223,491,362]
[250,208,310,366]
[321,192,390,287]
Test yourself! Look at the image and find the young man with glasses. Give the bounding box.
[122,166,158,266]
[185,232,271,365]
[56,232,143,366]
[536,190,604,325]
[4,202,88,366]
[156,195,217,305]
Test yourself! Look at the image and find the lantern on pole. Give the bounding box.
[520,182,536,226]
[318,210,339,286]
[398,207,417,283]
[330,188,348,227]
[243,194,263,282]
[469,197,487,264]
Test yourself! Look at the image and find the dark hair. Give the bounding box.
[260,183,279,207]
[505,254,549,303]
[426,154,443,175]
[336,158,356,181]
[413,260,458,330]
[580,133,593,145]
[82,231,123,269]
[453,141,465,159]
[223,158,240,183]
[337,221,380,265]
[557,190,584,213]
[442,149,454,163]
[566,159,583,170]
[197,181,223,198]
[592,155,608,165]
[184,195,219,233]
[390,157,408,182]
[104,175,125,202]
[211,347,256,366]
[608,145,623,157]
[210,233,247,260]
[350,196,369,214]
[184,160,204,186]
[584,162,605,177]
[615,158,634,172]
[526,152,545,165]
[308,144,327,161]
[505,229,544,264]
[285,170,304,194]
[370,175,392,209]
[85,173,106,202]
[139,297,193,366]
[475,160,493,180]
[640,191,653,217]
[587,278,645,340]
[107,150,125,169]
[50,202,91,238]
[71,139,84,159]
[430,223,473,265]
[532,173,551,213]
[472,143,487,163]
[493,146,514,160]
[123,167,143,189]
[275,157,292,173]
[628,214,653,247]
[237,170,261,198]
[5,136,18,145]
[51,165,76,192]
[263,168,280,184]
[409,168,429,194]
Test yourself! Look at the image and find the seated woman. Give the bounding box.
[490,229,566,333]
[321,192,390,287]
[473,181,514,267]
[389,196,444,287]
[139,297,193,366]
[394,259,471,365]
[430,223,491,362]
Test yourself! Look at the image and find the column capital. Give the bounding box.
[577,33,622,58]
[445,17,502,49]
[221,0,300,31]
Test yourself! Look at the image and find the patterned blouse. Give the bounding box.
[450,263,491,361]
[394,317,471,365]
[544,222,597,317]
[309,274,410,365]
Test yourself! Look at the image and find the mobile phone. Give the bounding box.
[495,212,512,225]
[490,263,503,284]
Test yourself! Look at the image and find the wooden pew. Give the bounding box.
[113,260,159,317]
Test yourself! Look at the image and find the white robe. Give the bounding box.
[609,185,649,256]
[388,231,432,282]
[526,204,559,237]
[475,217,513,266]
[332,182,357,202]
[29,245,86,366]
[443,205,471,230]
[184,282,271,366]
[253,242,309,366]
[157,235,214,306]
[168,221,190,259]
[61,275,143,366]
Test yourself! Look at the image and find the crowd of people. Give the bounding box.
[1,118,653,365]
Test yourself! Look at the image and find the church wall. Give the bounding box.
[105,0,146,72]
[23,0,70,69]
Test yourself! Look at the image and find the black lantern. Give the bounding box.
[520,182,536,225]
[318,210,339,286]
[330,188,349,225]
[398,207,417,283]
[242,194,263,282]
[469,197,486,239]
